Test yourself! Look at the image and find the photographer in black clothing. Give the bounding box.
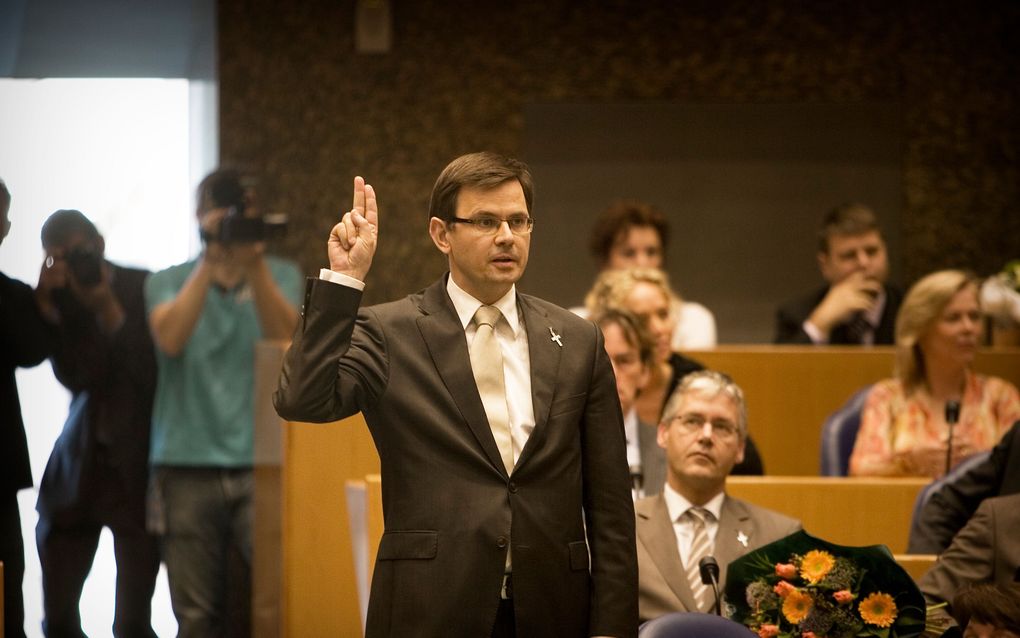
[1,178,52,638]
[34,209,159,638]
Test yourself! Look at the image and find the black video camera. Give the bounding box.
[65,245,103,287]
[201,202,288,244]
[218,205,288,244]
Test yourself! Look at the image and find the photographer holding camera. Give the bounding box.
[145,168,301,637]
[33,209,160,637]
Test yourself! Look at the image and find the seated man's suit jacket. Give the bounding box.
[635,493,801,622]
[920,492,1020,610]
[275,276,638,638]
[774,284,902,345]
[638,418,666,497]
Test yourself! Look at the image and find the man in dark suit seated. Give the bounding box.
[774,203,902,345]
[635,371,800,621]
[275,153,638,638]
[919,492,1020,629]
[909,420,1020,554]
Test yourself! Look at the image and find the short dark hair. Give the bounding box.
[952,583,1020,634]
[427,152,533,223]
[594,308,655,369]
[817,203,881,253]
[196,168,253,216]
[0,178,10,215]
[40,209,100,249]
[588,200,669,268]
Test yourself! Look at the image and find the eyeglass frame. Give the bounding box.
[671,413,741,441]
[446,214,534,235]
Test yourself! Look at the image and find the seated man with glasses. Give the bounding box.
[635,371,800,622]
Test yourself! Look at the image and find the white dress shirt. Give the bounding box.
[662,483,725,568]
[445,277,535,465]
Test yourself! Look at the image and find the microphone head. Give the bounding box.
[699,555,720,585]
[945,400,961,424]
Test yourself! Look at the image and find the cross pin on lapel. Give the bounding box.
[737,530,749,547]
[548,327,563,347]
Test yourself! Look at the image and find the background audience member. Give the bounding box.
[33,209,159,637]
[595,308,664,498]
[583,199,717,349]
[586,268,763,474]
[0,178,53,638]
[909,421,1020,554]
[850,270,1020,478]
[951,583,1020,638]
[145,169,302,636]
[920,494,1020,626]
[635,371,800,621]
[775,203,902,345]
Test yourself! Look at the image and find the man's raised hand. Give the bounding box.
[328,176,379,281]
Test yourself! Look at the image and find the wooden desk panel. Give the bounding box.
[690,347,1020,475]
[726,476,929,554]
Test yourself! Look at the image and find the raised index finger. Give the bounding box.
[363,183,378,228]
[352,175,366,215]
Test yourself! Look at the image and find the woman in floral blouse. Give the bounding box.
[849,269,1020,478]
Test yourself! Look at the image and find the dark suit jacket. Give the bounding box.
[36,264,156,519]
[274,276,638,638]
[1,271,52,495]
[920,493,1020,612]
[774,284,902,345]
[638,418,665,497]
[908,421,1020,554]
[635,493,801,622]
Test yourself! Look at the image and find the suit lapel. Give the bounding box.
[416,278,508,477]
[715,496,754,591]
[636,495,699,611]
[513,295,560,472]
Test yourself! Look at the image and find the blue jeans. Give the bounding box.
[150,467,252,638]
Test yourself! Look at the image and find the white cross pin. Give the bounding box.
[549,327,563,347]
[737,531,749,547]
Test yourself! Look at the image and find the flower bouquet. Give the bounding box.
[723,530,926,638]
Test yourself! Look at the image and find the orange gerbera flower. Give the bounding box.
[799,550,835,584]
[782,589,814,624]
[859,592,898,627]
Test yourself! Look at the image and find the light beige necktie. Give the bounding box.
[469,305,514,474]
[683,507,715,612]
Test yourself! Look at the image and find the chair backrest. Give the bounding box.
[819,385,873,476]
[638,612,756,638]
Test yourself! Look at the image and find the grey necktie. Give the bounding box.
[469,305,514,474]
[683,507,715,612]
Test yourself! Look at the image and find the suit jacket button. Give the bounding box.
[508,481,517,493]
[497,536,508,548]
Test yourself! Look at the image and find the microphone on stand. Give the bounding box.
[699,556,722,616]
[944,400,961,475]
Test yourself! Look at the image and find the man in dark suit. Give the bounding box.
[274,153,638,638]
[594,308,664,499]
[775,203,902,345]
[0,178,53,638]
[636,371,800,621]
[33,210,160,637]
[919,492,1020,627]
[909,421,1020,554]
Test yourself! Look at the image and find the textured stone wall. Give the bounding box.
[220,0,1019,306]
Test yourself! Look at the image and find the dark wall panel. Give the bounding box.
[219,0,1020,334]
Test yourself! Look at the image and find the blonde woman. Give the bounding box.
[849,270,1020,477]
[585,267,764,474]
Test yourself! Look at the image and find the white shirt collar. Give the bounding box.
[663,481,725,523]
[446,275,521,337]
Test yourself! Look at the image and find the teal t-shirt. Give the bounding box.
[145,255,304,466]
